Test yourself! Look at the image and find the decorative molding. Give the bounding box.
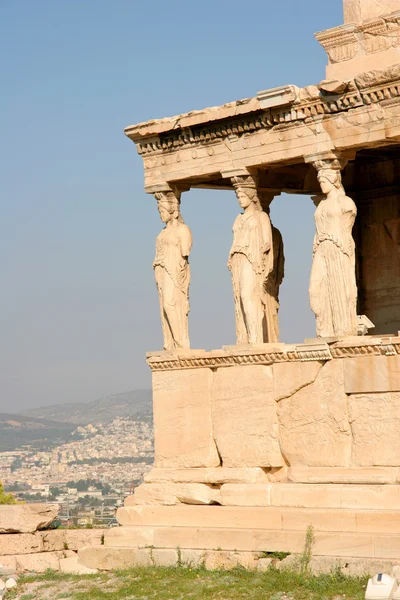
[146,339,400,371]
[131,69,400,158]
[133,87,366,156]
[315,24,359,64]
[295,344,332,362]
[316,17,400,65]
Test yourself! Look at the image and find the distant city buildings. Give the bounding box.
[0,417,154,527]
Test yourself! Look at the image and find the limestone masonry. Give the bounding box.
[79,0,400,570]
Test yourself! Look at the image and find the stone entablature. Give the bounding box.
[125,66,400,191]
[146,336,400,371]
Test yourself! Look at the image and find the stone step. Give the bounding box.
[77,543,400,573]
[127,483,400,510]
[103,525,400,559]
[117,505,400,534]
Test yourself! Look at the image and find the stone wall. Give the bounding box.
[0,528,105,573]
[148,337,400,474]
[0,505,105,574]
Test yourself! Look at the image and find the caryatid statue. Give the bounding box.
[228,174,275,344]
[309,157,358,337]
[153,190,192,351]
[259,193,285,343]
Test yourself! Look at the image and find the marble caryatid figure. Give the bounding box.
[260,194,285,343]
[309,159,358,337]
[153,190,192,351]
[228,175,275,344]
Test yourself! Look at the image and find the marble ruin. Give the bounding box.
[79,0,400,570]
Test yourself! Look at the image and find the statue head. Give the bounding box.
[155,190,183,224]
[317,168,344,196]
[313,157,346,197]
[232,175,262,211]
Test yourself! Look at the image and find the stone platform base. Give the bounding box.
[78,544,400,576]
[77,483,400,570]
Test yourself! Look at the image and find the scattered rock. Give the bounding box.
[0,504,59,534]
[5,578,17,589]
[0,580,5,591]
[256,558,273,572]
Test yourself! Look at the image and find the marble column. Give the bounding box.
[224,170,281,344]
[259,192,285,344]
[152,187,192,351]
[306,153,358,338]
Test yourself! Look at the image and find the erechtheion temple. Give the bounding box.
[80,0,400,570]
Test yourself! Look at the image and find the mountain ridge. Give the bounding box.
[21,390,153,425]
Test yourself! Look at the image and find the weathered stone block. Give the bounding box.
[313,533,374,558]
[277,361,352,467]
[271,483,400,510]
[41,530,65,552]
[273,361,322,401]
[375,537,400,559]
[14,551,66,573]
[78,546,144,570]
[0,504,59,534]
[151,549,178,567]
[59,555,98,574]
[212,365,283,468]
[144,467,269,484]
[281,508,357,532]
[287,466,399,484]
[344,355,400,394]
[64,529,105,551]
[271,484,342,508]
[349,392,400,466]
[0,534,43,556]
[153,526,198,549]
[152,368,220,468]
[0,557,17,571]
[356,511,400,534]
[130,483,220,506]
[220,484,272,506]
[105,526,154,548]
[256,557,273,571]
[117,505,282,530]
[180,549,206,567]
[197,528,253,551]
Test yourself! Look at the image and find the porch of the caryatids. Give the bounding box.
[305,152,358,338]
[152,187,192,351]
[224,169,284,344]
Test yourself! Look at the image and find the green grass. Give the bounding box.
[14,566,368,600]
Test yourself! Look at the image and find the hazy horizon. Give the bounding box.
[1,0,343,412]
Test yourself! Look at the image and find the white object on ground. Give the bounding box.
[365,573,397,600]
[5,578,17,589]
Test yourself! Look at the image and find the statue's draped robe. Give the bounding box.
[309,192,358,337]
[228,209,274,344]
[264,224,285,343]
[153,222,191,350]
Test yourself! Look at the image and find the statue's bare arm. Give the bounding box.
[260,212,273,254]
[179,225,193,259]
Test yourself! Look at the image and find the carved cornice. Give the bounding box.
[131,68,400,158]
[316,17,400,65]
[146,338,400,371]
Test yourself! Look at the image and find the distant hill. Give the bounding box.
[0,413,75,452]
[22,390,153,426]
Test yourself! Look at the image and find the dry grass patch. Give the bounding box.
[10,566,368,600]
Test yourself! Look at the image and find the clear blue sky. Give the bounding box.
[0,0,344,412]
